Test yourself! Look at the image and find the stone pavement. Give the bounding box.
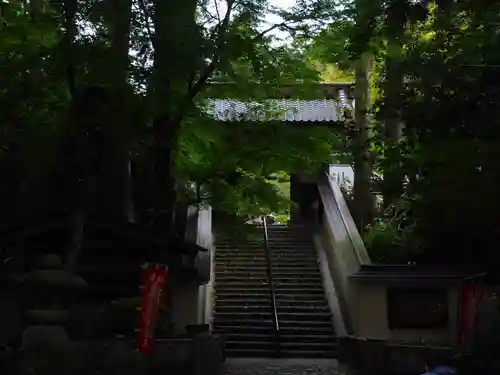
[221,358,339,375]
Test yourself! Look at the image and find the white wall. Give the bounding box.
[329,164,354,187]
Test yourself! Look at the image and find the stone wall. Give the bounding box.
[338,336,454,375]
[350,280,459,344]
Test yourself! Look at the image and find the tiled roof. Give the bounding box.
[210,89,353,123]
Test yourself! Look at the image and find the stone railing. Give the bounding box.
[315,173,482,346]
[315,173,371,336]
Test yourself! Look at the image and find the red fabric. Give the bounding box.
[457,282,483,346]
[137,264,168,355]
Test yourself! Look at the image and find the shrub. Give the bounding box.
[363,197,423,264]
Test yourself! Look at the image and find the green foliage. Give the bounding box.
[0,0,69,209]
[177,113,338,217]
[363,197,422,263]
[0,0,346,226]
[307,0,500,267]
[309,19,356,71]
[393,0,500,265]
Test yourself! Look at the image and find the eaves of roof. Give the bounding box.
[209,87,354,123]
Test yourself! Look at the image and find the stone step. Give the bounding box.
[215,254,317,260]
[220,255,317,259]
[220,273,321,280]
[215,298,329,307]
[215,265,321,272]
[215,272,321,279]
[217,230,308,235]
[215,292,328,301]
[216,248,315,253]
[215,265,320,272]
[214,312,332,322]
[216,253,316,259]
[216,249,315,255]
[214,260,319,267]
[215,248,267,253]
[215,275,323,283]
[217,236,312,241]
[215,286,325,294]
[215,288,325,296]
[215,282,324,289]
[225,340,337,352]
[214,263,320,278]
[217,256,316,262]
[215,282,270,289]
[215,271,322,278]
[218,235,312,240]
[224,333,336,344]
[217,267,320,274]
[224,348,337,358]
[215,281,324,288]
[215,304,331,314]
[214,252,318,263]
[214,225,335,359]
[214,324,334,335]
[214,320,333,331]
[216,243,314,248]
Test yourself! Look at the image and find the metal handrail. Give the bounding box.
[261,216,280,356]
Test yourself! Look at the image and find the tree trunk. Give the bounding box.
[66,210,85,271]
[107,0,134,222]
[352,52,374,231]
[62,0,83,272]
[124,156,135,222]
[382,4,405,209]
[64,0,134,270]
[29,0,43,20]
[150,0,198,233]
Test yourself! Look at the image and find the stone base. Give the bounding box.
[8,333,226,375]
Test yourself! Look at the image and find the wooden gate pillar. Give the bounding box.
[290,172,321,224]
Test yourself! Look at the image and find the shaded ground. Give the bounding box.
[221,358,339,375]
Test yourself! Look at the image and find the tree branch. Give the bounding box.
[187,0,235,99]
[63,0,78,97]
[262,44,282,67]
[257,22,291,39]
[180,5,305,120]
[188,20,298,101]
[214,0,222,23]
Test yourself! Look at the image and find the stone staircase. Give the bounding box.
[213,224,337,358]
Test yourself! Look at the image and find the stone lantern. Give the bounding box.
[20,253,87,349]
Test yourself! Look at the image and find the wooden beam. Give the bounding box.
[217,120,349,132]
